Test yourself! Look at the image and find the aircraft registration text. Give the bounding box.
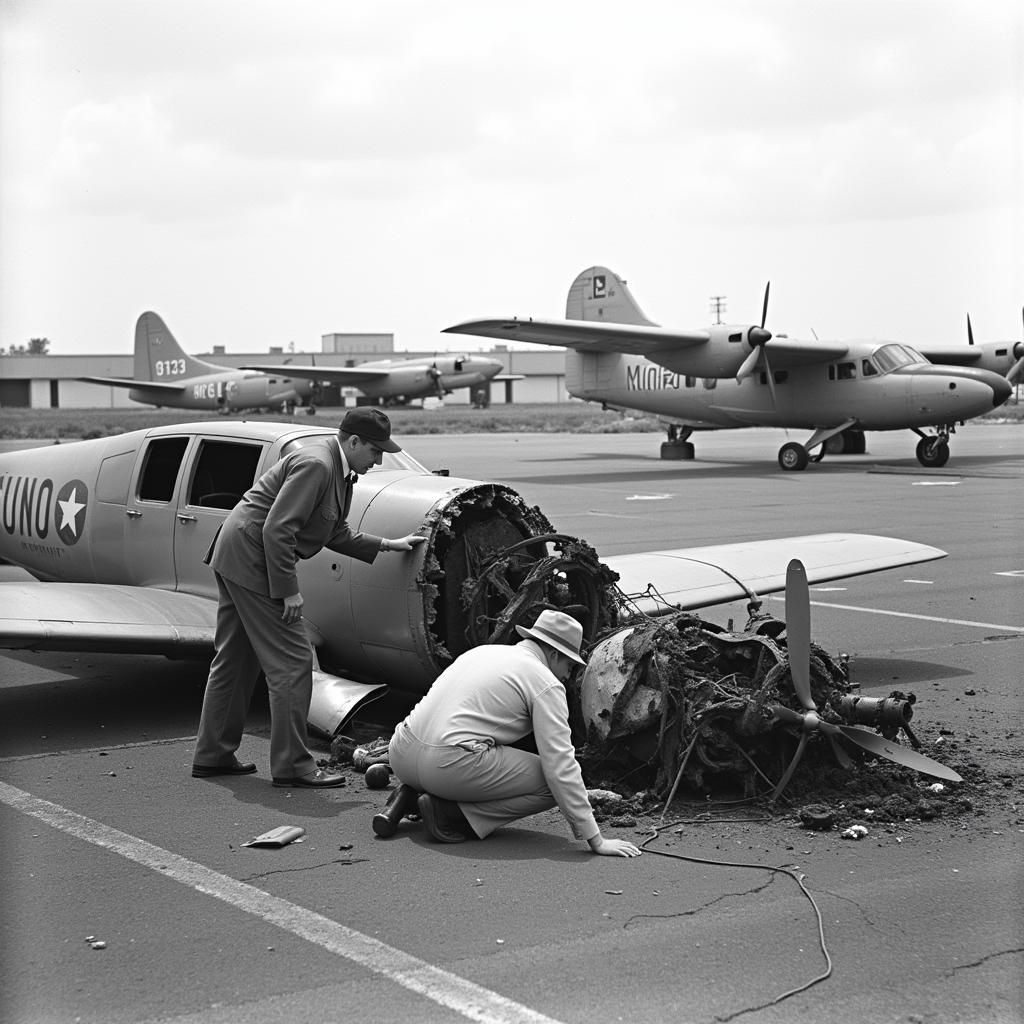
[154,359,187,377]
[626,364,681,391]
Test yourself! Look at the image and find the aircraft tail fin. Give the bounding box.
[565,266,658,326]
[133,312,223,380]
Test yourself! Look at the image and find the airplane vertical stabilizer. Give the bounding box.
[134,312,224,381]
[565,266,658,327]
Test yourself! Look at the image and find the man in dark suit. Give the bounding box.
[192,408,425,788]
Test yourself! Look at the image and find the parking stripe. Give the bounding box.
[769,596,1024,633]
[0,781,563,1024]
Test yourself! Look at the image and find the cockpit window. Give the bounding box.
[280,433,430,474]
[872,344,928,374]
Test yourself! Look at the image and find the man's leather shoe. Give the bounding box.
[417,793,469,843]
[192,758,257,778]
[372,783,421,838]
[272,768,346,788]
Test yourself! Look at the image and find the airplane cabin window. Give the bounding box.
[279,433,430,475]
[685,376,696,388]
[138,437,189,503]
[702,378,717,389]
[189,441,264,509]
[862,359,878,376]
[837,362,857,380]
[95,450,135,504]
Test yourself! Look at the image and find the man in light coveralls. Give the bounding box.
[386,609,642,857]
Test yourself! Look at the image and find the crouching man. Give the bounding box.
[383,609,641,857]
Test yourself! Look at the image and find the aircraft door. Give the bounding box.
[173,438,266,598]
[125,436,190,587]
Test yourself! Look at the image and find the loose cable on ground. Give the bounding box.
[640,819,833,1022]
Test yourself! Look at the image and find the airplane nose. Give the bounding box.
[990,375,1012,407]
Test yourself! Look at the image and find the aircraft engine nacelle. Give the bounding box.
[297,473,612,696]
[647,323,770,379]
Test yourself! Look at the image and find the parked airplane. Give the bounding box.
[0,421,947,741]
[918,309,1024,383]
[239,353,513,406]
[79,312,321,414]
[443,267,1013,470]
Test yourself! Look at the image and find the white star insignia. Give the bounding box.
[58,487,86,536]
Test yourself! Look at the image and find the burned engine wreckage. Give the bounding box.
[357,482,959,805]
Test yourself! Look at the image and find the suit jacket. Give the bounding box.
[208,438,382,598]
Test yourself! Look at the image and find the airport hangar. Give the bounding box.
[0,333,567,409]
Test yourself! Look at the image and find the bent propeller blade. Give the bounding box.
[825,722,963,782]
[785,558,815,711]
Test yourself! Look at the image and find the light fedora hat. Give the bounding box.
[515,609,586,665]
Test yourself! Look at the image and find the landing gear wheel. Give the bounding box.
[845,429,866,454]
[778,442,809,471]
[916,437,950,468]
[660,441,695,460]
[306,406,316,415]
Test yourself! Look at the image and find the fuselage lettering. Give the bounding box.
[626,364,681,391]
[1,474,53,538]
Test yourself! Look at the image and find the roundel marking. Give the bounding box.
[55,479,88,546]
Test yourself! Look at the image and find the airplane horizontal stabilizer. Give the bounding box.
[602,533,946,615]
[0,582,217,655]
[239,364,388,382]
[78,376,187,393]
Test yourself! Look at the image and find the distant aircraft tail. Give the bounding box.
[565,266,658,326]
[133,312,225,381]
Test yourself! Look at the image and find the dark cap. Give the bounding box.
[339,408,401,453]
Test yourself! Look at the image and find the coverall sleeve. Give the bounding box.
[531,685,600,841]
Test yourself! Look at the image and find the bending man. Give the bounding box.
[193,408,424,788]
[386,609,642,857]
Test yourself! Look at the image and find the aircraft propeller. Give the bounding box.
[736,282,778,405]
[1009,306,1024,384]
[767,559,962,802]
[427,361,445,399]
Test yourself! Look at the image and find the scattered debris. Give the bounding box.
[243,825,306,848]
[798,805,835,831]
[365,763,391,789]
[841,825,869,840]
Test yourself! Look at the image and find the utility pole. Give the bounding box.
[709,296,727,325]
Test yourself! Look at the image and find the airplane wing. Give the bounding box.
[444,318,710,356]
[240,364,389,382]
[914,345,986,367]
[444,318,848,367]
[78,376,187,393]
[0,582,217,656]
[0,534,943,657]
[602,533,945,615]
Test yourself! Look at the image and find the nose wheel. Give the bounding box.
[914,428,951,468]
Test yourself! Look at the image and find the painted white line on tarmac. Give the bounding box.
[0,734,197,764]
[0,782,564,1024]
[769,597,1024,633]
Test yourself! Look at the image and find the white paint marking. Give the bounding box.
[0,782,563,1024]
[625,494,674,502]
[995,570,1024,578]
[811,587,847,592]
[902,579,934,585]
[912,481,961,486]
[769,597,1024,633]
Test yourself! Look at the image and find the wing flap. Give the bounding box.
[602,533,946,615]
[444,318,709,356]
[0,583,217,655]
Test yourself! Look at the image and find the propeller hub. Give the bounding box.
[748,326,772,348]
[801,710,820,733]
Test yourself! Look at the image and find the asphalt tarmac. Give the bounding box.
[1,422,1022,1024]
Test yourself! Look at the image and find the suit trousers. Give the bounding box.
[388,721,557,839]
[193,573,317,780]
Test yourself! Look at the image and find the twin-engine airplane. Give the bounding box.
[79,312,322,415]
[239,352,511,406]
[444,267,1014,470]
[0,421,946,736]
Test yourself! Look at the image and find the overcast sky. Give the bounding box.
[1,0,1020,359]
